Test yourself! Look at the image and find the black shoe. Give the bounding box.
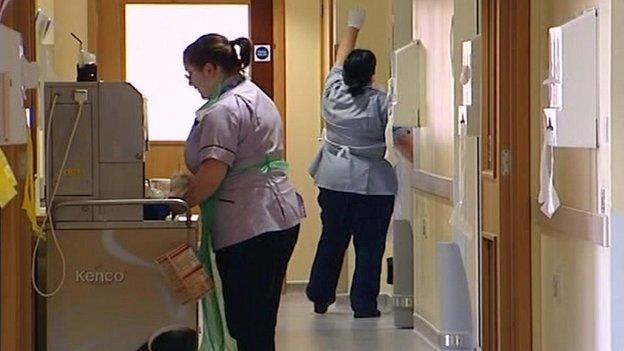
[354,309,381,318]
[314,302,329,314]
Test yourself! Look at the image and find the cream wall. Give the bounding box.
[52,0,89,81]
[392,0,413,50]
[530,1,611,350]
[411,0,455,328]
[284,0,323,282]
[335,1,392,87]
[34,0,88,79]
[35,1,55,81]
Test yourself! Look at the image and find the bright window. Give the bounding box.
[125,4,250,141]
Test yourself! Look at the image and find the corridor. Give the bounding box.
[276,292,434,351]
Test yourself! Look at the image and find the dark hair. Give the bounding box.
[183,34,252,74]
[343,49,376,96]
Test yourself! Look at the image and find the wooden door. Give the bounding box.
[480,0,532,349]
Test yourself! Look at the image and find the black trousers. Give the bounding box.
[215,225,299,351]
[306,188,395,313]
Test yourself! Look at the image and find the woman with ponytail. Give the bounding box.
[307,9,413,319]
[179,33,305,350]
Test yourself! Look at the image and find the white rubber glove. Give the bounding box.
[347,8,366,30]
[170,171,192,197]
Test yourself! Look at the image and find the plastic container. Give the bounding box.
[136,325,197,351]
[143,204,171,220]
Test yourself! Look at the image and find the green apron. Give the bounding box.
[197,154,288,351]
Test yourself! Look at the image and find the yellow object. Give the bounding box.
[22,133,43,237]
[0,147,17,207]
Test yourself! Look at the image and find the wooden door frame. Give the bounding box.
[0,1,37,350]
[498,0,532,349]
[481,0,499,349]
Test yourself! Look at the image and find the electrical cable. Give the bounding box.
[31,91,86,297]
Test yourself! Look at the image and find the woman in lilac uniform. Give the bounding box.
[181,33,305,351]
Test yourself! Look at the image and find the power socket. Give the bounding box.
[73,89,88,104]
[552,273,562,304]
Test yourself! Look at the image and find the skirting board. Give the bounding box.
[286,281,308,293]
[413,313,441,350]
[413,313,477,351]
[532,203,609,247]
[411,169,454,202]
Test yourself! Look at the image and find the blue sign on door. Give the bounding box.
[254,45,271,62]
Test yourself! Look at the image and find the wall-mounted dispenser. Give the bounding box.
[458,36,481,138]
[390,40,421,127]
[543,8,598,149]
[539,8,599,218]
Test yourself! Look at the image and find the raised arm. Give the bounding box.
[334,9,366,67]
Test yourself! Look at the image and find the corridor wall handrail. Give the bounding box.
[532,203,609,247]
[410,168,454,202]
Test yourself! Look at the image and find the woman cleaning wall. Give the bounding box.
[306,8,413,319]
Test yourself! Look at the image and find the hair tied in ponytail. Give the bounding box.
[230,40,242,62]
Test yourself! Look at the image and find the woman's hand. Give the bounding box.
[170,171,193,197]
[396,134,414,162]
[347,8,366,29]
[182,159,228,207]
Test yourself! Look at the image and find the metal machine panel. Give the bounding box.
[39,224,198,351]
[51,103,93,196]
[45,82,146,222]
[96,163,143,221]
[99,83,145,163]
[51,196,94,222]
[46,82,98,104]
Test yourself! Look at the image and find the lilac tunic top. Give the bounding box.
[185,77,305,251]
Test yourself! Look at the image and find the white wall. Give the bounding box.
[411,0,456,328]
[610,1,624,350]
[530,1,612,350]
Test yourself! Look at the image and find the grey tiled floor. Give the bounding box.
[275,293,435,351]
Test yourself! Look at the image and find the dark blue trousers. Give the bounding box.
[216,225,299,351]
[306,188,395,313]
